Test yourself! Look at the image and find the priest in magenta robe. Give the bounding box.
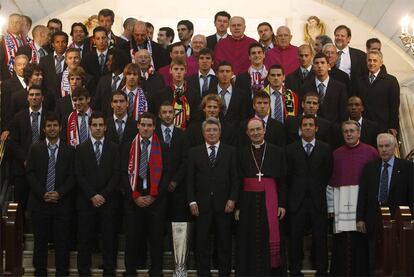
[214,16,257,75]
[264,26,299,76]
[327,120,378,276]
[237,118,287,276]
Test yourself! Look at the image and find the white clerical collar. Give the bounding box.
[91,136,105,145]
[252,140,265,149]
[113,113,128,122]
[218,84,232,94]
[199,69,215,77]
[315,75,329,87]
[302,138,316,148]
[216,33,228,41]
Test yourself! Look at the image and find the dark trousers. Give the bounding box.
[14,174,29,213]
[77,204,117,276]
[124,197,166,277]
[32,211,71,277]
[195,207,233,277]
[289,198,328,276]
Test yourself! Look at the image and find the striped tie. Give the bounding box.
[164,127,172,144]
[46,144,57,192]
[79,113,88,143]
[31,112,40,143]
[273,91,284,123]
[94,140,102,165]
[128,92,134,116]
[139,139,150,180]
[99,53,105,74]
[318,83,326,104]
[55,55,64,74]
[209,145,216,166]
[116,119,123,142]
[336,50,343,68]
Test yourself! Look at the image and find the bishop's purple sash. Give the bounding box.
[243,177,281,268]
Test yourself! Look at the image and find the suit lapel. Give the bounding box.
[86,140,99,169]
[389,158,400,194]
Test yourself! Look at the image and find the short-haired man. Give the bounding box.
[56,48,81,99]
[39,31,68,104]
[237,118,287,276]
[286,114,332,276]
[123,112,168,276]
[157,27,175,49]
[257,22,275,52]
[187,117,239,277]
[265,26,299,76]
[129,21,168,71]
[356,50,400,135]
[177,20,194,56]
[214,16,257,74]
[26,112,75,277]
[206,11,231,51]
[62,87,92,146]
[120,17,138,42]
[17,25,50,64]
[327,120,378,276]
[314,35,332,54]
[300,53,348,123]
[322,43,351,96]
[284,92,332,144]
[75,112,120,276]
[357,133,414,274]
[47,18,62,34]
[264,64,299,123]
[285,44,314,92]
[95,8,124,49]
[239,90,286,147]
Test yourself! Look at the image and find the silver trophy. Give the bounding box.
[172,222,190,277]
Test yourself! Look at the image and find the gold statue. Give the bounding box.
[304,16,326,48]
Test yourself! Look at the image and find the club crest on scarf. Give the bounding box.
[170,82,190,130]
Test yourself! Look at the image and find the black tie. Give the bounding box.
[379,162,389,204]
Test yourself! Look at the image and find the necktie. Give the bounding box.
[99,53,105,73]
[273,91,284,123]
[305,143,313,156]
[302,69,309,79]
[209,145,216,165]
[38,48,46,58]
[318,83,326,104]
[94,140,102,165]
[139,139,150,180]
[46,144,57,192]
[112,75,120,91]
[200,75,209,95]
[369,74,375,84]
[115,119,123,141]
[220,89,228,115]
[127,92,135,116]
[379,162,390,204]
[164,127,172,144]
[55,56,64,74]
[336,50,343,68]
[31,112,40,143]
[79,113,88,143]
[15,35,24,47]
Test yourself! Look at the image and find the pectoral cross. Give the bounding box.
[256,171,263,182]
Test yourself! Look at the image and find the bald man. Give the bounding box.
[134,49,165,96]
[214,16,257,74]
[285,44,314,92]
[322,43,351,96]
[128,21,168,70]
[265,26,299,75]
[17,25,50,64]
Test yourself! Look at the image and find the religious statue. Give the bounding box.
[84,15,99,34]
[304,16,326,48]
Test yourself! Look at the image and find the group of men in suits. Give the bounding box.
[0,7,411,277]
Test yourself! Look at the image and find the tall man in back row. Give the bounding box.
[237,118,287,276]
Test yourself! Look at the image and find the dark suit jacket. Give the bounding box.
[127,39,168,71]
[187,143,239,213]
[186,73,218,99]
[234,72,253,98]
[26,141,76,213]
[357,158,414,234]
[206,34,218,51]
[332,118,379,148]
[239,117,286,147]
[92,73,123,116]
[9,109,45,175]
[39,54,63,105]
[81,49,111,96]
[285,67,314,93]
[1,74,25,130]
[140,72,165,97]
[348,47,367,91]
[16,44,49,62]
[105,116,138,146]
[75,139,120,210]
[10,88,28,116]
[299,78,348,124]
[284,115,332,144]
[356,69,400,133]
[220,87,250,127]
[329,67,351,97]
[55,95,73,122]
[286,139,332,213]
